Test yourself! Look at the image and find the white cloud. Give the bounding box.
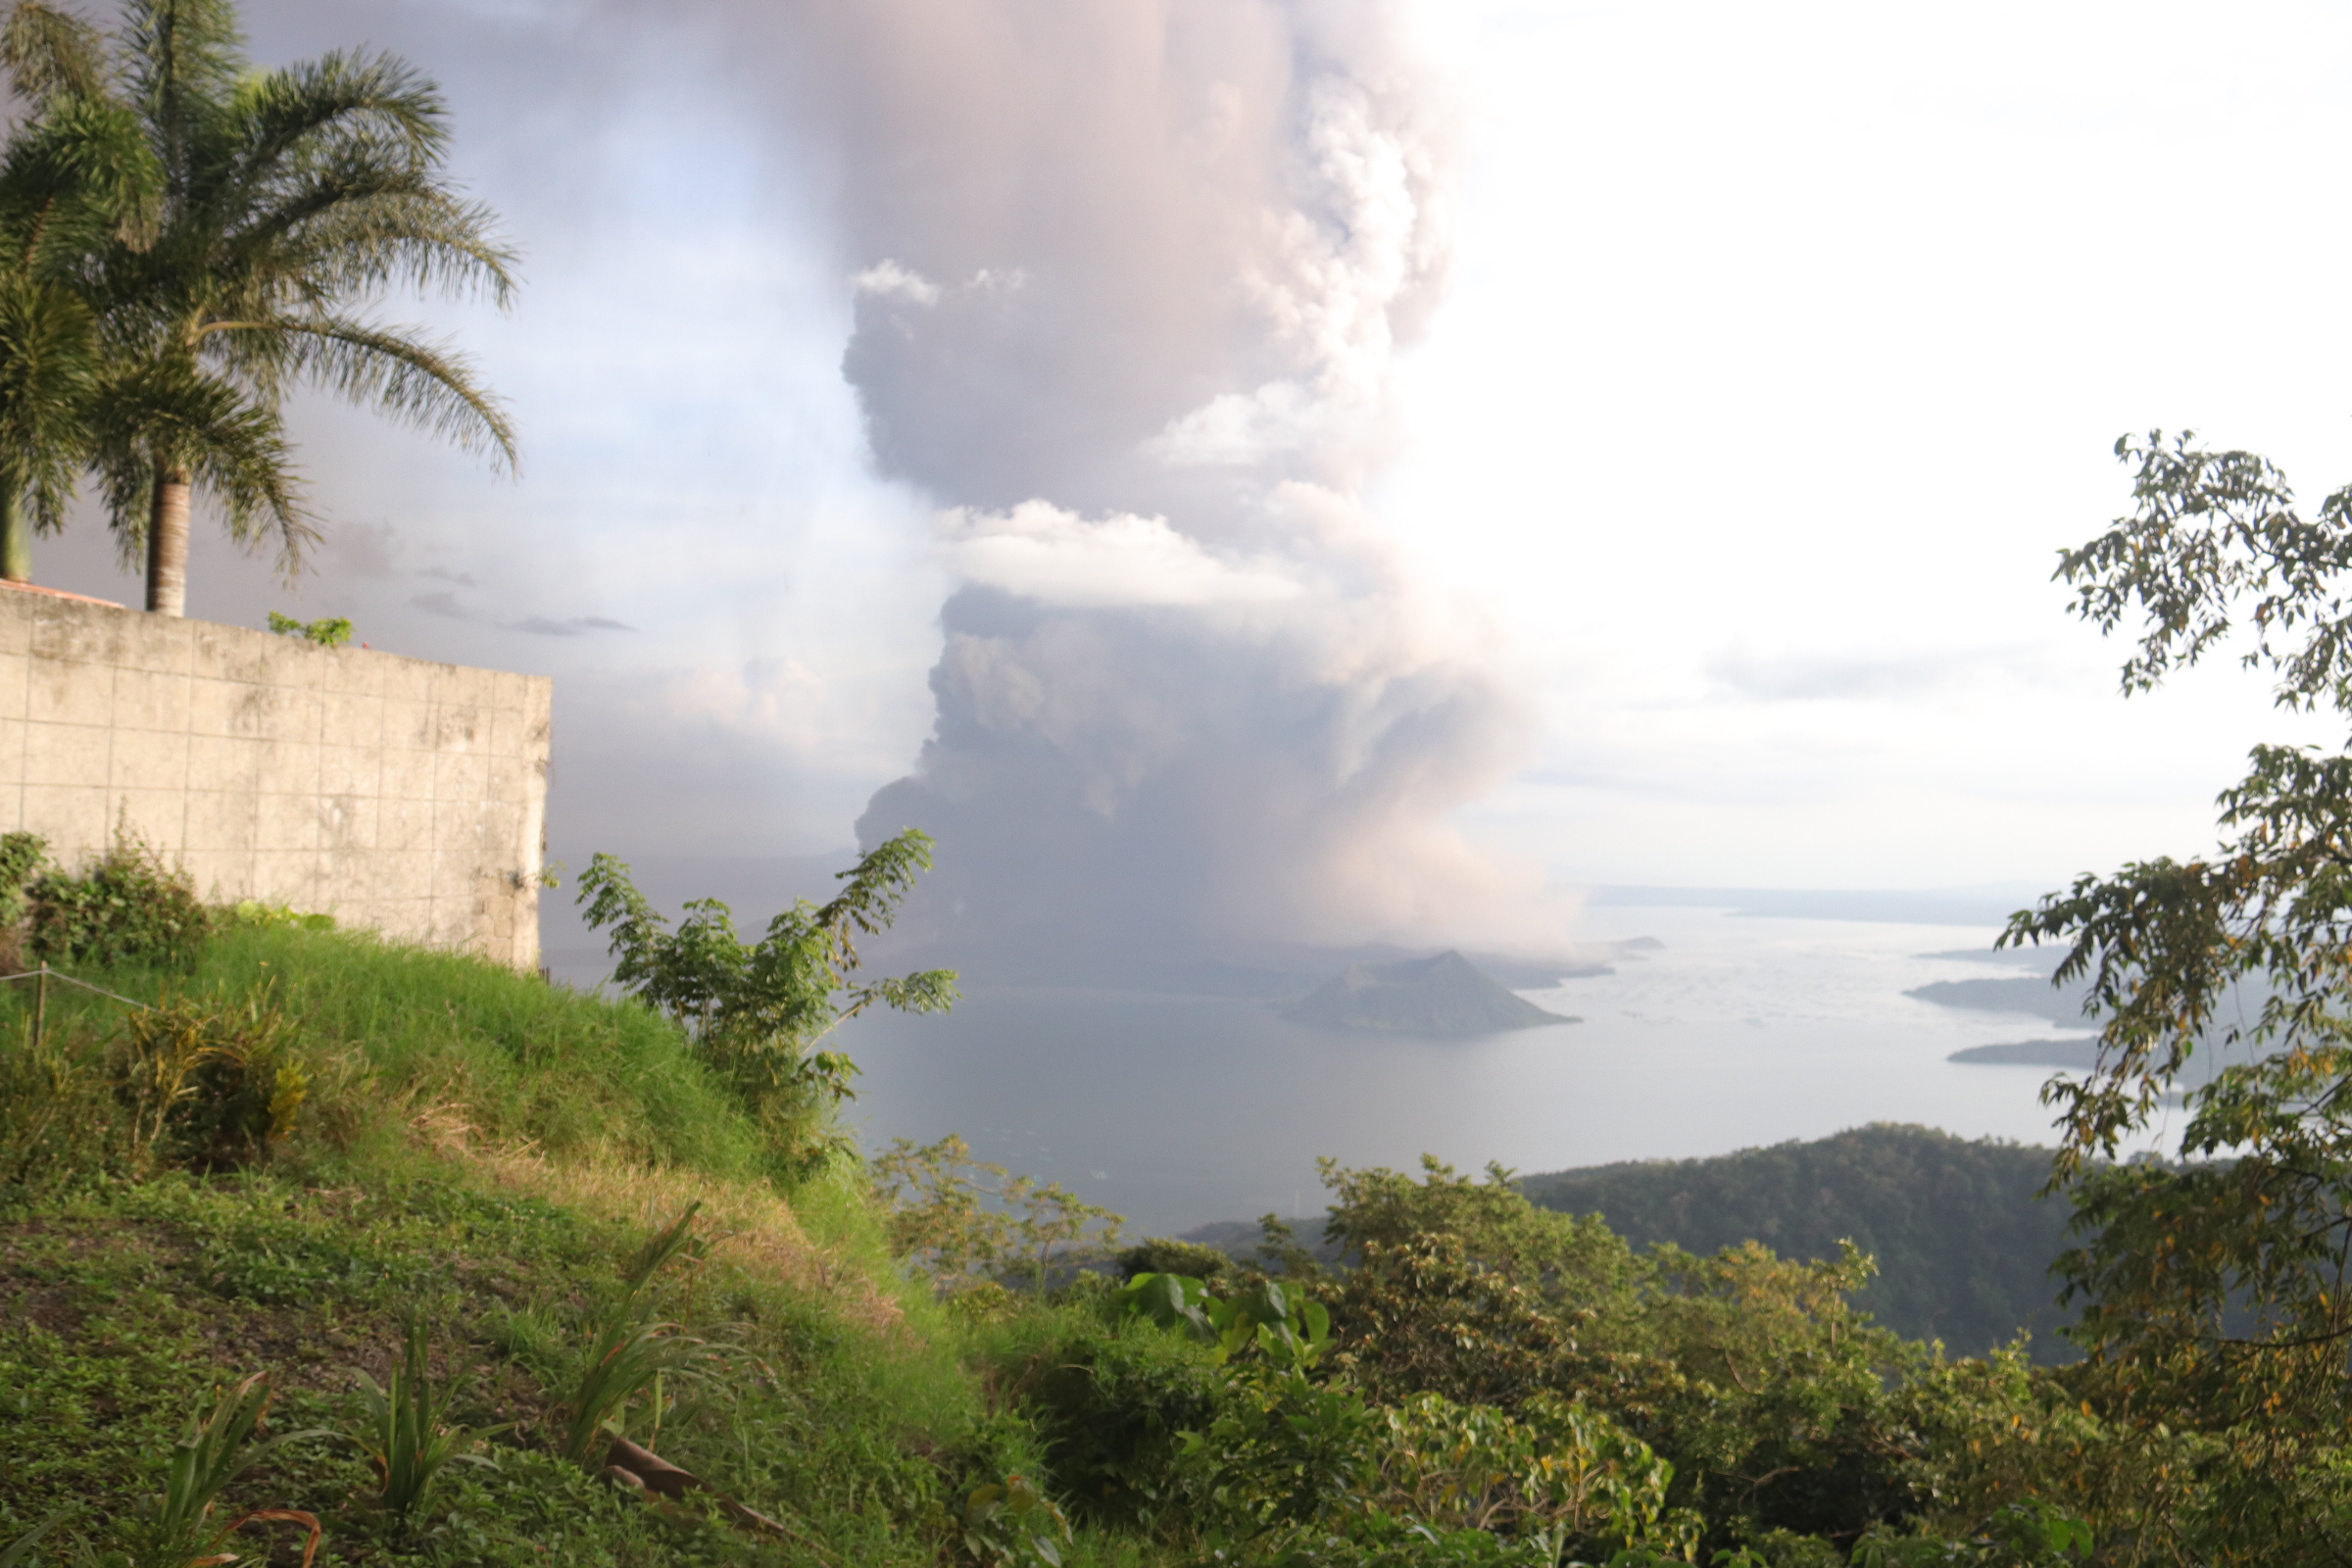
[853,258,941,305]
[1143,381,1330,466]
[932,501,1306,608]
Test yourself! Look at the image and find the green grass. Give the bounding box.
[0,923,1092,1566]
[0,1148,1011,1563]
[5,923,770,1180]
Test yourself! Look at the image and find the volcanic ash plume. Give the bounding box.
[770,0,1533,966]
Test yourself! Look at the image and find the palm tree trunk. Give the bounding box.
[0,488,28,583]
[145,461,191,615]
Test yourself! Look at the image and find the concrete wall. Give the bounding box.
[0,585,550,969]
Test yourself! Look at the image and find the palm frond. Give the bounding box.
[230,312,515,471]
[122,0,247,189]
[0,95,164,263]
[215,165,515,310]
[229,48,448,180]
[1,1,107,110]
[88,356,313,568]
[0,270,96,526]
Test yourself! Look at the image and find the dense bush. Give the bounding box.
[981,1298,1231,1528]
[115,988,308,1171]
[1116,1236,1233,1283]
[26,831,211,972]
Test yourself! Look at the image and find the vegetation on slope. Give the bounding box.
[0,841,2107,1568]
[0,833,999,1564]
[16,759,2352,1564]
[1519,1125,2078,1359]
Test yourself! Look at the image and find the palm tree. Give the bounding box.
[0,183,103,582]
[31,0,516,615]
[0,7,152,582]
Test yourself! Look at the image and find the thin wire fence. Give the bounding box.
[0,962,152,1051]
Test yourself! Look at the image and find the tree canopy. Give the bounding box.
[1989,429,2352,1549]
[0,0,514,608]
[576,830,957,1171]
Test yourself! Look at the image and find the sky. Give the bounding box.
[26,0,2352,961]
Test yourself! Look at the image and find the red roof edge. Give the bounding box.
[0,579,125,610]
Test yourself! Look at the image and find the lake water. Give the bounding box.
[835,906,2110,1236]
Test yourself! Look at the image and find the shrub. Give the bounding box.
[29,830,210,972]
[575,834,956,1172]
[874,1134,1123,1293]
[1328,1234,1587,1408]
[1115,1237,1230,1283]
[115,988,308,1170]
[956,1472,1072,1568]
[223,900,336,932]
[0,831,44,971]
[1011,1312,1229,1527]
[268,611,353,647]
[1164,1368,1695,1566]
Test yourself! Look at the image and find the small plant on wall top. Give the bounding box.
[268,612,353,647]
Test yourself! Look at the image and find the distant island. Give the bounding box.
[1905,974,2091,1026]
[1279,950,1577,1037]
[1949,1039,2102,1068]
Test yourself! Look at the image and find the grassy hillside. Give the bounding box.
[1519,1123,2078,1358]
[0,921,1010,1566]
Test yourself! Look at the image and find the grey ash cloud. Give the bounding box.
[727,0,1543,961]
[410,589,467,620]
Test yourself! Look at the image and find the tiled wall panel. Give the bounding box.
[0,588,549,969]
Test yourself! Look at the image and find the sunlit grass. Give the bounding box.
[3,922,767,1179]
[0,920,1038,1563]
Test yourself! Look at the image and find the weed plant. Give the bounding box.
[560,1204,722,1462]
[117,986,309,1170]
[353,1319,505,1520]
[129,1372,328,1568]
[0,1013,116,1196]
[27,832,211,973]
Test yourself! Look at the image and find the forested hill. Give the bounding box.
[1519,1124,2079,1359]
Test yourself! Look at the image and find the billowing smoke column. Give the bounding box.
[775,0,1531,967]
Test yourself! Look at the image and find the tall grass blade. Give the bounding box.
[132,1373,330,1568]
[563,1203,718,1462]
[622,1199,706,1293]
[562,1311,715,1462]
[0,1513,66,1568]
[353,1319,505,1520]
